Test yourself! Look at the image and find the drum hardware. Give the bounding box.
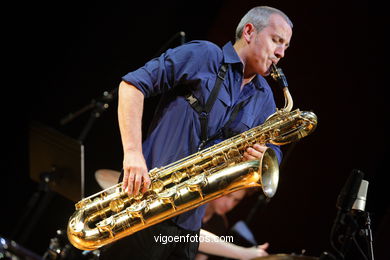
[0,236,43,260]
[12,122,85,244]
[42,230,100,260]
[253,253,319,260]
[94,169,121,190]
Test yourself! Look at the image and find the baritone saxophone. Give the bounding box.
[67,64,318,250]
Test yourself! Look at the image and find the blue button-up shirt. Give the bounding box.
[122,40,282,231]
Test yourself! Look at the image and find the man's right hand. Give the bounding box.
[122,151,151,196]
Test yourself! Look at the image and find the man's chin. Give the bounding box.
[260,68,270,77]
[265,64,274,75]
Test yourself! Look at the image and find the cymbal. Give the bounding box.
[95,169,121,190]
[252,254,319,260]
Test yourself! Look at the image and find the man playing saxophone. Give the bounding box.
[100,6,292,260]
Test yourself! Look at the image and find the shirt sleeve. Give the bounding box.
[121,41,221,98]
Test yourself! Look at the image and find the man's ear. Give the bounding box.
[242,23,256,43]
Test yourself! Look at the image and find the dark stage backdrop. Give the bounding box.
[3,0,388,259]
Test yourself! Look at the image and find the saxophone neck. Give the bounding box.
[282,87,293,112]
[270,63,293,112]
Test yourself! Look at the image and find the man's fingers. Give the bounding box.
[127,171,135,195]
[133,171,142,196]
[122,167,150,196]
[142,173,151,193]
[247,147,262,158]
[243,151,256,161]
[122,152,149,196]
[253,143,267,153]
[243,144,269,160]
[243,147,262,160]
[122,169,129,191]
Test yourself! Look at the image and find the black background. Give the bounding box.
[3,0,389,259]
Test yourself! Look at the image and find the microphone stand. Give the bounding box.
[60,88,117,143]
[153,31,186,57]
[245,193,270,224]
[360,212,374,260]
[330,209,375,260]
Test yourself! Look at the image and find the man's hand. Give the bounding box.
[243,143,268,161]
[122,151,150,196]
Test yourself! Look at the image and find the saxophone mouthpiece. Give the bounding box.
[270,63,293,112]
[270,64,288,89]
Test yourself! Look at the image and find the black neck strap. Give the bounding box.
[185,64,228,144]
[185,64,249,150]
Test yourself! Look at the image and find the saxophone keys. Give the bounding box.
[227,148,240,159]
[75,198,91,210]
[185,174,206,198]
[148,167,160,179]
[158,189,177,210]
[133,193,143,200]
[211,155,225,166]
[159,187,177,198]
[189,165,203,176]
[151,179,165,193]
[128,211,146,224]
[171,171,186,183]
[126,200,148,224]
[127,200,147,212]
[109,198,125,212]
[271,129,280,139]
[96,216,116,238]
[186,173,206,185]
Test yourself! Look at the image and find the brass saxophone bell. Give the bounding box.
[260,148,279,198]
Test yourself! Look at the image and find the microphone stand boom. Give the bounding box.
[59,88,118,143]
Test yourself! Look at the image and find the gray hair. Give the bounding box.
[235,6,293,41]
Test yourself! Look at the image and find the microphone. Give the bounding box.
[350,179,374,260]
[179,31,186,45]
[336,169,364,219]
[154,31,186,57]
[330,169,365,259]
[352,180,369,212]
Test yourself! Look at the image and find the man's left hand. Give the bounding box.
[243,143,267,161]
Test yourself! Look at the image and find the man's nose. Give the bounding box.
[275,46,286,59]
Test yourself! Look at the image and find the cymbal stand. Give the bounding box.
[12,167,58,244]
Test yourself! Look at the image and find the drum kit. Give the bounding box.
[94,168,121,190]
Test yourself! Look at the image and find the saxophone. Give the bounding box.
[67,64,318,250]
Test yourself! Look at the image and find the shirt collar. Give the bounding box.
[251,75,266,91]
[222,42,264,90]
[222,41,242,64]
